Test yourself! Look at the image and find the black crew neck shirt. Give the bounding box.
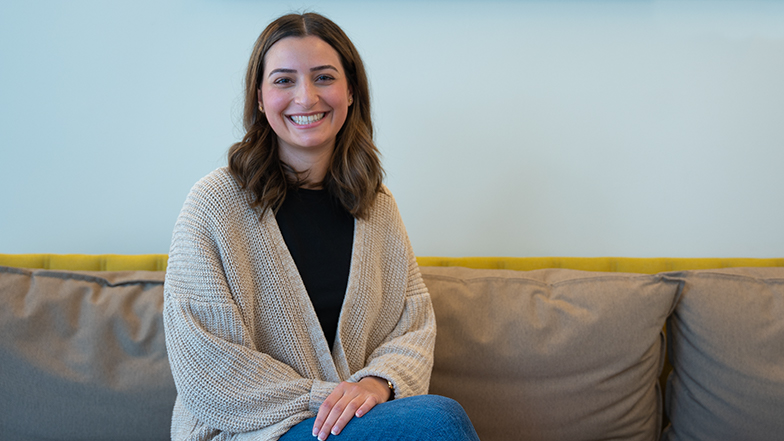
[275,187,354,350]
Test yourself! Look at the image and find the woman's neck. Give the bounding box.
[278,143,333,189]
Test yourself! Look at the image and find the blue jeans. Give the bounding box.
[279,395,480,441]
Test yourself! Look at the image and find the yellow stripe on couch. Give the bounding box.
[0,254,169,271]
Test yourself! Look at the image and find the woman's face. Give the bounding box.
[259,35,352,164]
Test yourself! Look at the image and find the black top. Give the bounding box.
[275,187,354,350]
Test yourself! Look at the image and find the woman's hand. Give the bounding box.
[312,376,391,440]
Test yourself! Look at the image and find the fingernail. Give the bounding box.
[331,427,339,435]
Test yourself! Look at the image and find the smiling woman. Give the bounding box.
[228,13,381,219]
[162,11,479,441]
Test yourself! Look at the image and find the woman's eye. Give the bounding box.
[273,77,292,85]
[316,74,334,82]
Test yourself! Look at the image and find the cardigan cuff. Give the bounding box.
[309,379,338,414]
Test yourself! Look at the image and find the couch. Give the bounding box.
[1,254,783,441]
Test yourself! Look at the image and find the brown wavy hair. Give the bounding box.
[228,12,384,219]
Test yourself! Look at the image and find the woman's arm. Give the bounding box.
[348,244,437,396]
[164,292,337,433]
[163,174,338,434]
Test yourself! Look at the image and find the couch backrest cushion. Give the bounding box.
[0,266,175,441]
[422,266,681,441]
[662,267,784,441]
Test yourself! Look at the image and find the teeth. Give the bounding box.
[290,113,325,125]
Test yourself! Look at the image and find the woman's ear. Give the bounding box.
[257,89,264,113]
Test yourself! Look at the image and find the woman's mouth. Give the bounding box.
[288,113,326,125]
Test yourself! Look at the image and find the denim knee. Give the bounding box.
[279,394,478,441]
[402,395,478,440]
[411,395,465,419]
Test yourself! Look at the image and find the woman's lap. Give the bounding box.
[279,395,479,441]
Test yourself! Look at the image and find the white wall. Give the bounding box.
[1,0,782,257]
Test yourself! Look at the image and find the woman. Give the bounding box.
[163,12,479,441]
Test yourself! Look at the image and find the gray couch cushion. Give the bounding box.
[0,266,175,441]
[662,267,784,441]
[422,266,681,441]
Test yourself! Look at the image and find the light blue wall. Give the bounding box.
[1,0,783,257]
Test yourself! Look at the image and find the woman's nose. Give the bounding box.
[294,82,318,108]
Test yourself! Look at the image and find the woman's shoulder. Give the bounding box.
[187,167,243,197]
[191,167,238,192]
[363,184,406,230]
[372,184,398,212]
[184,167,251,214]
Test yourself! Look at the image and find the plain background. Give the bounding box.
[1,0,782,257]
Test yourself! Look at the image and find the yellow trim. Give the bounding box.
[0,254,169,271]
[1,254,782,273]
[415,256,784,274]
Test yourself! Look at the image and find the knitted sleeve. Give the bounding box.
[163,175,337,434]
[347,195,437,399]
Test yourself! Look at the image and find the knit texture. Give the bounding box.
[163,168,436,441]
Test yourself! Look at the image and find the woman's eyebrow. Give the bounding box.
[268,65,338,78]
[268,68,296,77]
[310,64,338,72]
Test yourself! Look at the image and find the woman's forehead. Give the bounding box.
[263,36,343,74]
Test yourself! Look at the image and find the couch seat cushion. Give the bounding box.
[422,266,681,441]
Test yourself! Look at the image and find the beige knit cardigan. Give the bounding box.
[163,168,436,441]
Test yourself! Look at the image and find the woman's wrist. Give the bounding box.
[359,376,394,401]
